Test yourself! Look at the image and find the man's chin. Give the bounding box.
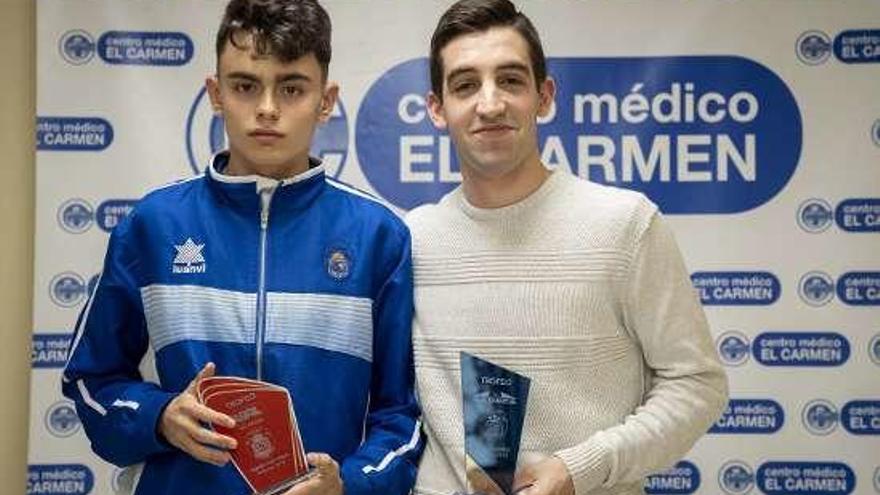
[467,157,519,178]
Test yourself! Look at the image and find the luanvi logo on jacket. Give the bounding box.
[172,238,206,274]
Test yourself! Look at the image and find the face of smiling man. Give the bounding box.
[207,35,338,179]
[428,26,555,207]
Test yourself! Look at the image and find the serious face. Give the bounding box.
[207,36,338,177]
[428,27,554,183]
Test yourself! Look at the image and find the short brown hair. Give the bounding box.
[216,0,331,78]
[430,0,547,100]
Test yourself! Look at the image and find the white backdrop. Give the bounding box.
[30,1,880,494]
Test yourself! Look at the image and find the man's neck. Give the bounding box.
[461,157,550,209]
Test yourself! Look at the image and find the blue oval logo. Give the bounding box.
[802,399,839,436]
[96,199,137,232]
[32,333,72,369]
[757,461,855,494]
[49,272,86,308]
[833,30,880,64]
[691,271,780,305]
[710,399,784,434]
[37,117,113,151]
[645,461,701,494]
[44,401,80,438]
[716,331,752,366]
[753,332,850,367]
[870,333,880,366]
[357,56,802,213]
[58,29,95,66]
[796,31,832,65]
[718,460,755,495]
[185,86,349,176]
[97,31,193,66]
[837,271,880,306]
[835,198,880,232]
[28,464,94,495]
[799,271,835,307]
[356,58,447,210]
[57,198,94,234]
[841,400,880,435]
[797,198,834,233]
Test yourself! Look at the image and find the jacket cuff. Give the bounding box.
[554,437,611,495]
[340,459,372,495]
[143,390,178,455]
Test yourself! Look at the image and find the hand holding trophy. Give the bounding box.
[197,374,314,495]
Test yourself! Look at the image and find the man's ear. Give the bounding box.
[206,75,222,113]
[426,91,447,129]
[537,76,556,118]
[318,81,339,123]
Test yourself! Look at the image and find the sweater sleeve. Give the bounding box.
[554,210,728,494]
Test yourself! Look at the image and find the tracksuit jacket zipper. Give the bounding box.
[256,183,278,380]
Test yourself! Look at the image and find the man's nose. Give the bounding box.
[475,84,505,118]
[257,90,280,119]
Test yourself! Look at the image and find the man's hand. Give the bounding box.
[282,453,343,495]
[466,454,504,495]
[158,362,237,466]
[512,456,574,495]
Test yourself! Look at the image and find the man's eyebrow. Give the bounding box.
[276,73,312,84]
[223,72,313,83]
[225,71,260,82]
[446,62,531,83]
[496,62,530,74]
[446,66,477,83]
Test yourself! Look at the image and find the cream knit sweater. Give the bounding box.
[406,170,727,495]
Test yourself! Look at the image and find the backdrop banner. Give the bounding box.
[30,1,879,494]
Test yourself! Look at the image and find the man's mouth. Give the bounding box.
[472,124,515,137]
[249,129,285,143]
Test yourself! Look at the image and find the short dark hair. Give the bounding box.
[430,0,547,100]
[216,0,331,78]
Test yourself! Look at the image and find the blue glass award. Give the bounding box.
[461,352,531,495]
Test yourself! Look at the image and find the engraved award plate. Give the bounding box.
[199,376,312,495]
[461,352,530,495]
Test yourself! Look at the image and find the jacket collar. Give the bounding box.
[205,151,326,213]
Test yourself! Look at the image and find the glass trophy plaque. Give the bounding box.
[460,352,531,495]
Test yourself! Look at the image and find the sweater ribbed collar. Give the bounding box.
[454,168,566,221]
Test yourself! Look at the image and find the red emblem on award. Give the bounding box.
[198,377,312,494]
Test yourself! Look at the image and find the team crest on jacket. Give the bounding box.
[326,248,351,280]
[173,238,206,274]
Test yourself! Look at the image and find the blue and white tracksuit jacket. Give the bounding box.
[62,152,424,494]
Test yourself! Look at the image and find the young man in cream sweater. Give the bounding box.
[406,1,728,494]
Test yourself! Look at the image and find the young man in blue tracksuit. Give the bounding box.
[62,1,423,493]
